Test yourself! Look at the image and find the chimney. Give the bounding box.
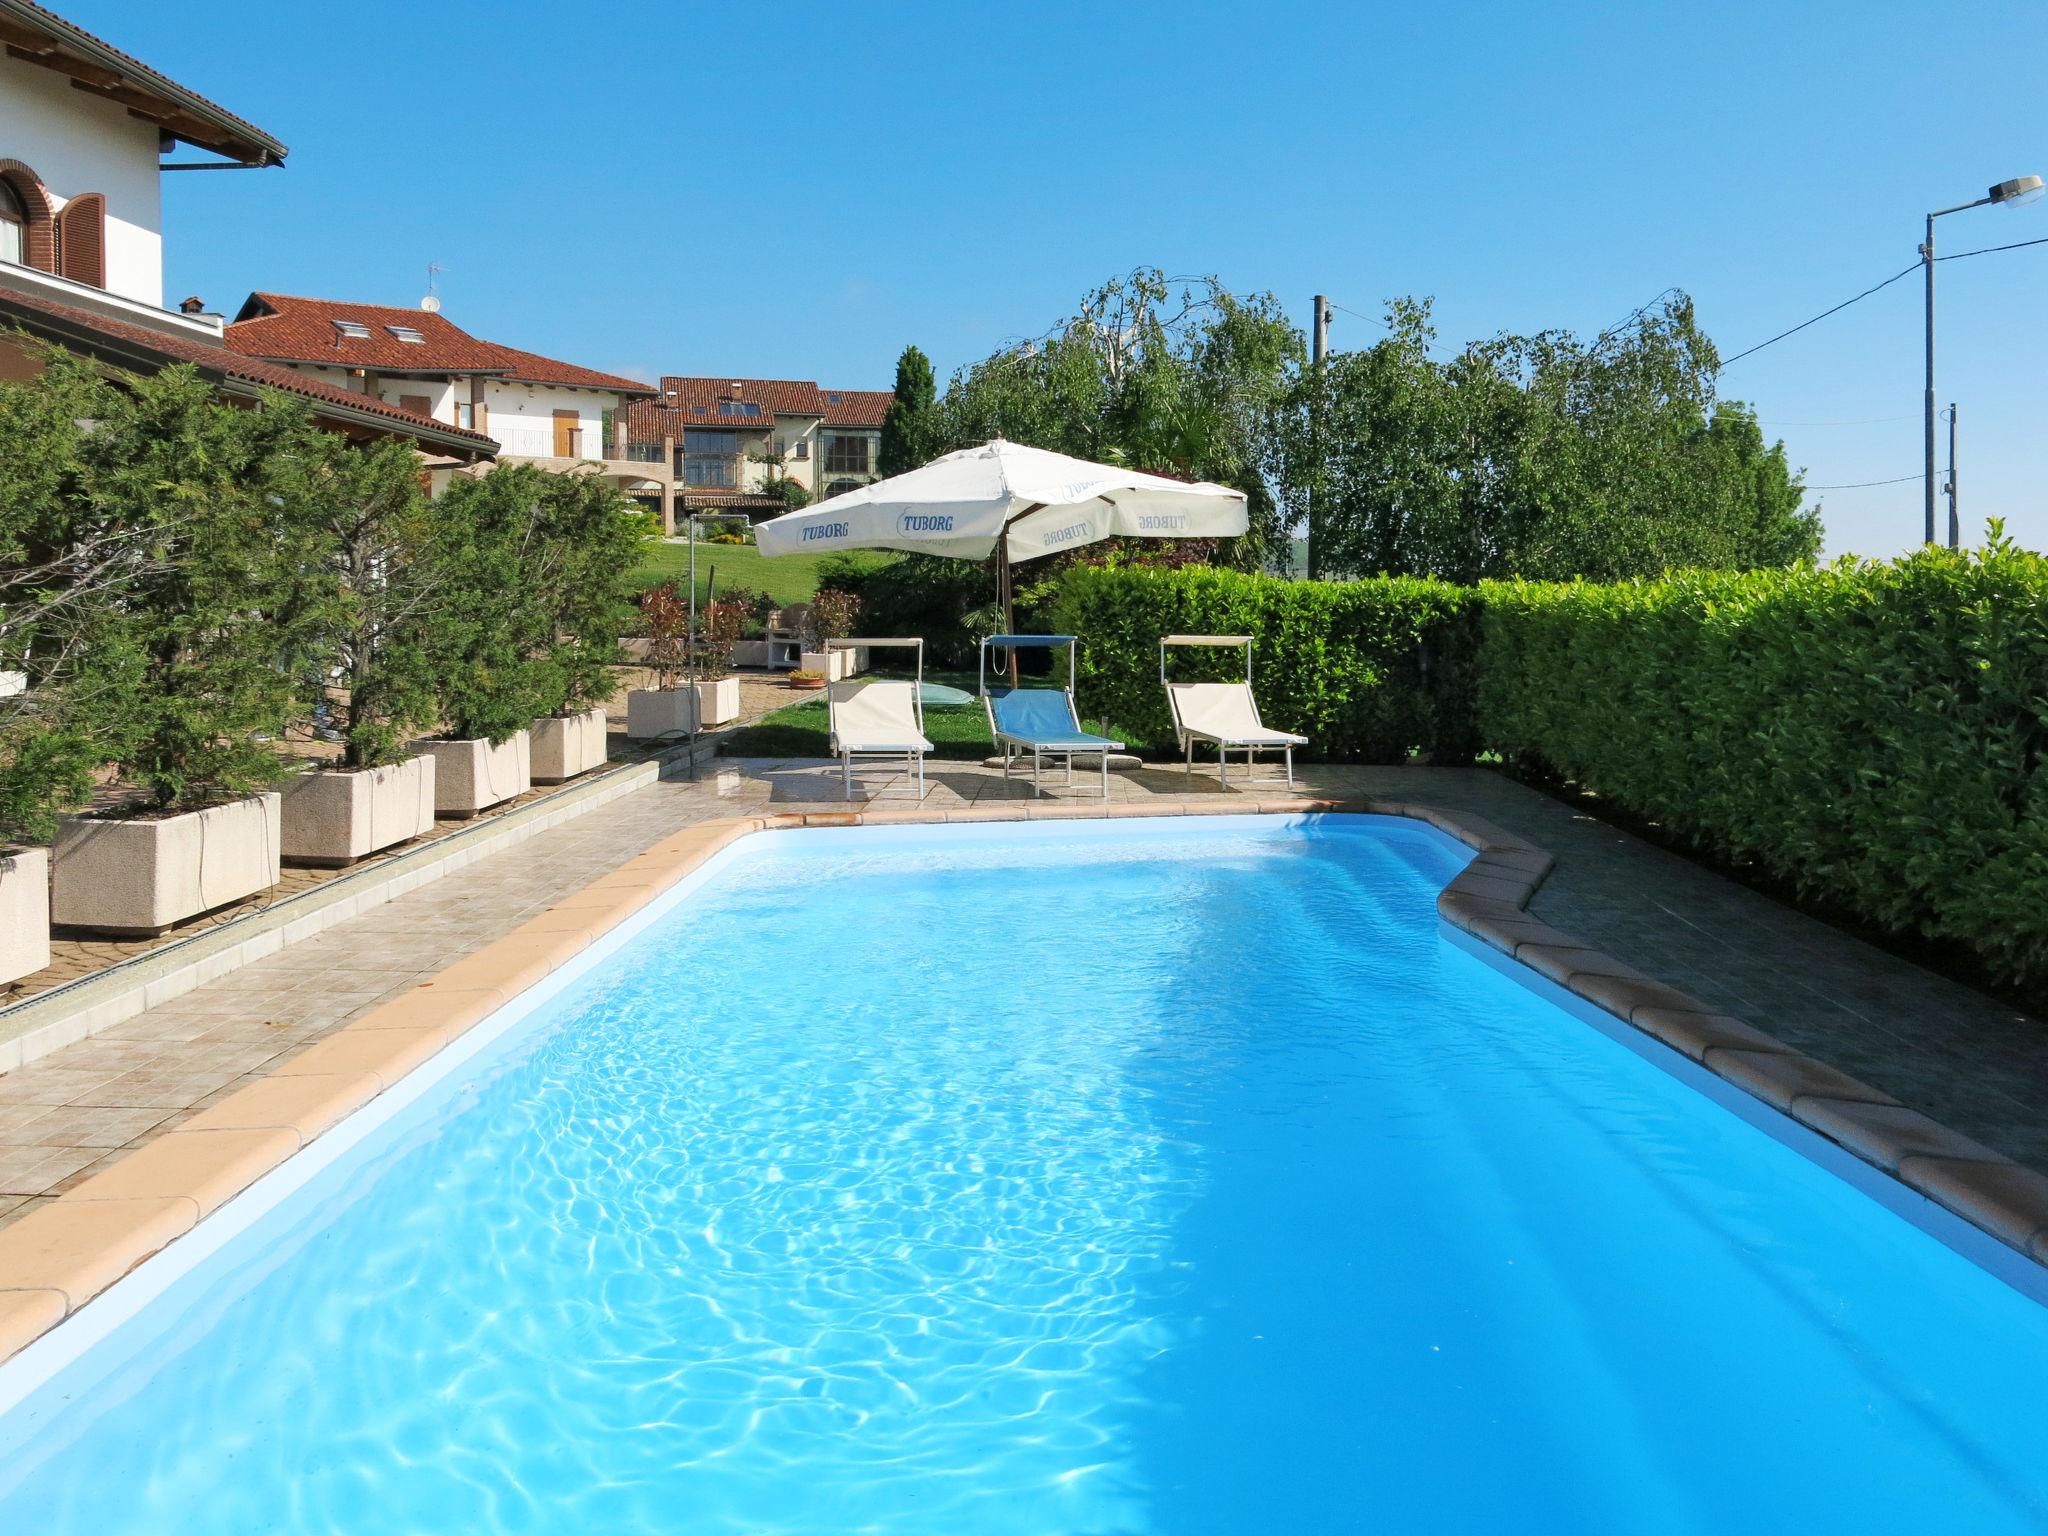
[178,295,206,314]
[729,381,743,399]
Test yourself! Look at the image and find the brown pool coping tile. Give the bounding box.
[1706,1049,1903,1114]
[1895,1157,2048,1253]
[0,1196,194,1306]
[65,1128,299,1219]
[0,799,2041,1369]
[0,1287,67,1356]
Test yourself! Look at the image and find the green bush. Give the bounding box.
[1477,528,2048,990]
[1045,564,1480,762]
[417,471,553,743]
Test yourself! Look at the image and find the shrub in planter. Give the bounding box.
[625,583,742,735]
[412,470,551,815]
[282,437,442,863]
[45,369,341,931]
[523,470,649,781]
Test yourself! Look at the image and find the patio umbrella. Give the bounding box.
[753,439,1250,639]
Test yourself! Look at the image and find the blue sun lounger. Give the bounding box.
[979,634,1124,800]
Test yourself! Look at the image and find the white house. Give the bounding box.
[619,377,893,531]
[0,2,495,462]
[223,293,656,493]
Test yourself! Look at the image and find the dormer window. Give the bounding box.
[386,325,425,344]
[333,319,371,340]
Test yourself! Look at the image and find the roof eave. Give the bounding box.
[0,0,287,166]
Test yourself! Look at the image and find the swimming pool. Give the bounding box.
[0,815,2043,1533]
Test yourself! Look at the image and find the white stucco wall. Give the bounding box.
[485,382,620,460]
[0,55,165,305]
[376,376,459,422]
[774,415,821,491]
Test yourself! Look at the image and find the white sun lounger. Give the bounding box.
[1160,635,1307,788]
[827,638,933,800]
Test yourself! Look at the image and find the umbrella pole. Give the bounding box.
[998,542,1019,686]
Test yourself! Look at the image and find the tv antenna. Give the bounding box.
[421,261,444,313]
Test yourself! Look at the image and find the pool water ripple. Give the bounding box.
[0,818,2044,1534]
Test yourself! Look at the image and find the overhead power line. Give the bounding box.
[1805,474,1920,490]
[1720,233,2048,370]
[1717,263,1919,368]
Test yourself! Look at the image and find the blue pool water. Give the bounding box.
[0,816,2044,1534]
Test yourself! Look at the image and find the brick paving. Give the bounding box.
[0,756,2041,1233]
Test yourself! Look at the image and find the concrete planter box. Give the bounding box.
[52,793,281,937]
[419,732,530,819]
[0,845,50,983]
[279,755,436,867]
[801,650,849,682]
[530,707,609,784]
[627,678,740,738]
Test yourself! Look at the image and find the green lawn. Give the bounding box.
[627,541,896,606]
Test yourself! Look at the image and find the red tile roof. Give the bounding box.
[0,0,285,165]
[0,283,496,456]
[225,294,653,395]
[820,388,893,427]
[656,376,827,417]
[646,376,894,429]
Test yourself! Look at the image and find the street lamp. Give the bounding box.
[1923,174,2043,547]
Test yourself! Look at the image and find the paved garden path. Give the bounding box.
[0,758,2040,1231]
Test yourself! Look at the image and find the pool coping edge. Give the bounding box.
[0,797,2040,1364]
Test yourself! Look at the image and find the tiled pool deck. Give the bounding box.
[0,755,2042,1257]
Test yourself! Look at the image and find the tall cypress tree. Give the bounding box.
[878,344,936,477]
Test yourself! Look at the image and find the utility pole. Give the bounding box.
[1307,295,1331,579]
[1922,215,1938,547]
[1945,402,1959,550]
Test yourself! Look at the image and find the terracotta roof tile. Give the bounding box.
[656,376,826,417]
[224,294,652,394]
[0,284,496,455]
[820,388,893,427]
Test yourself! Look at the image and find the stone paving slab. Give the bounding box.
[0,756,2041,1241]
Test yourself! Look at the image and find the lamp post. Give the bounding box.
[1922,174,2043,546]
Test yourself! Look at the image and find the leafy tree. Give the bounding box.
[930,270,1301,569]
[878,344,937,476]
[1276,294,1820,582]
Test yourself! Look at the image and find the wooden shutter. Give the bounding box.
[56,193,105,288]
[398,393,433,418]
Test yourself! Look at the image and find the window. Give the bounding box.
[684,428,738,487]
[794,438,809,460]
[826,478,861,499]
[0,180,21,266]
[333,319,371,340]
[716,401,760,418]
[823,433,871,474]
[386,325,425,344]
[455,401,476,430]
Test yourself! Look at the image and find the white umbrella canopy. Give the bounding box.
[754,439,1249,639]
[754,439,1248,562]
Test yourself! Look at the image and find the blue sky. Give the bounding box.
[73,0,2048,558]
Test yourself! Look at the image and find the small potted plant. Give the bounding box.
[799,587,862,681]
[786,669,826,693]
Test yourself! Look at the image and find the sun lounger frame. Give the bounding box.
[826,637,932,800]
[979,634,1124,801]
[1159,634,1306,789]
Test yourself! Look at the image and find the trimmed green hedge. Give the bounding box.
[1045,541,2048,990]
[1478,536,2048,990]
[1046,565,1481,763]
